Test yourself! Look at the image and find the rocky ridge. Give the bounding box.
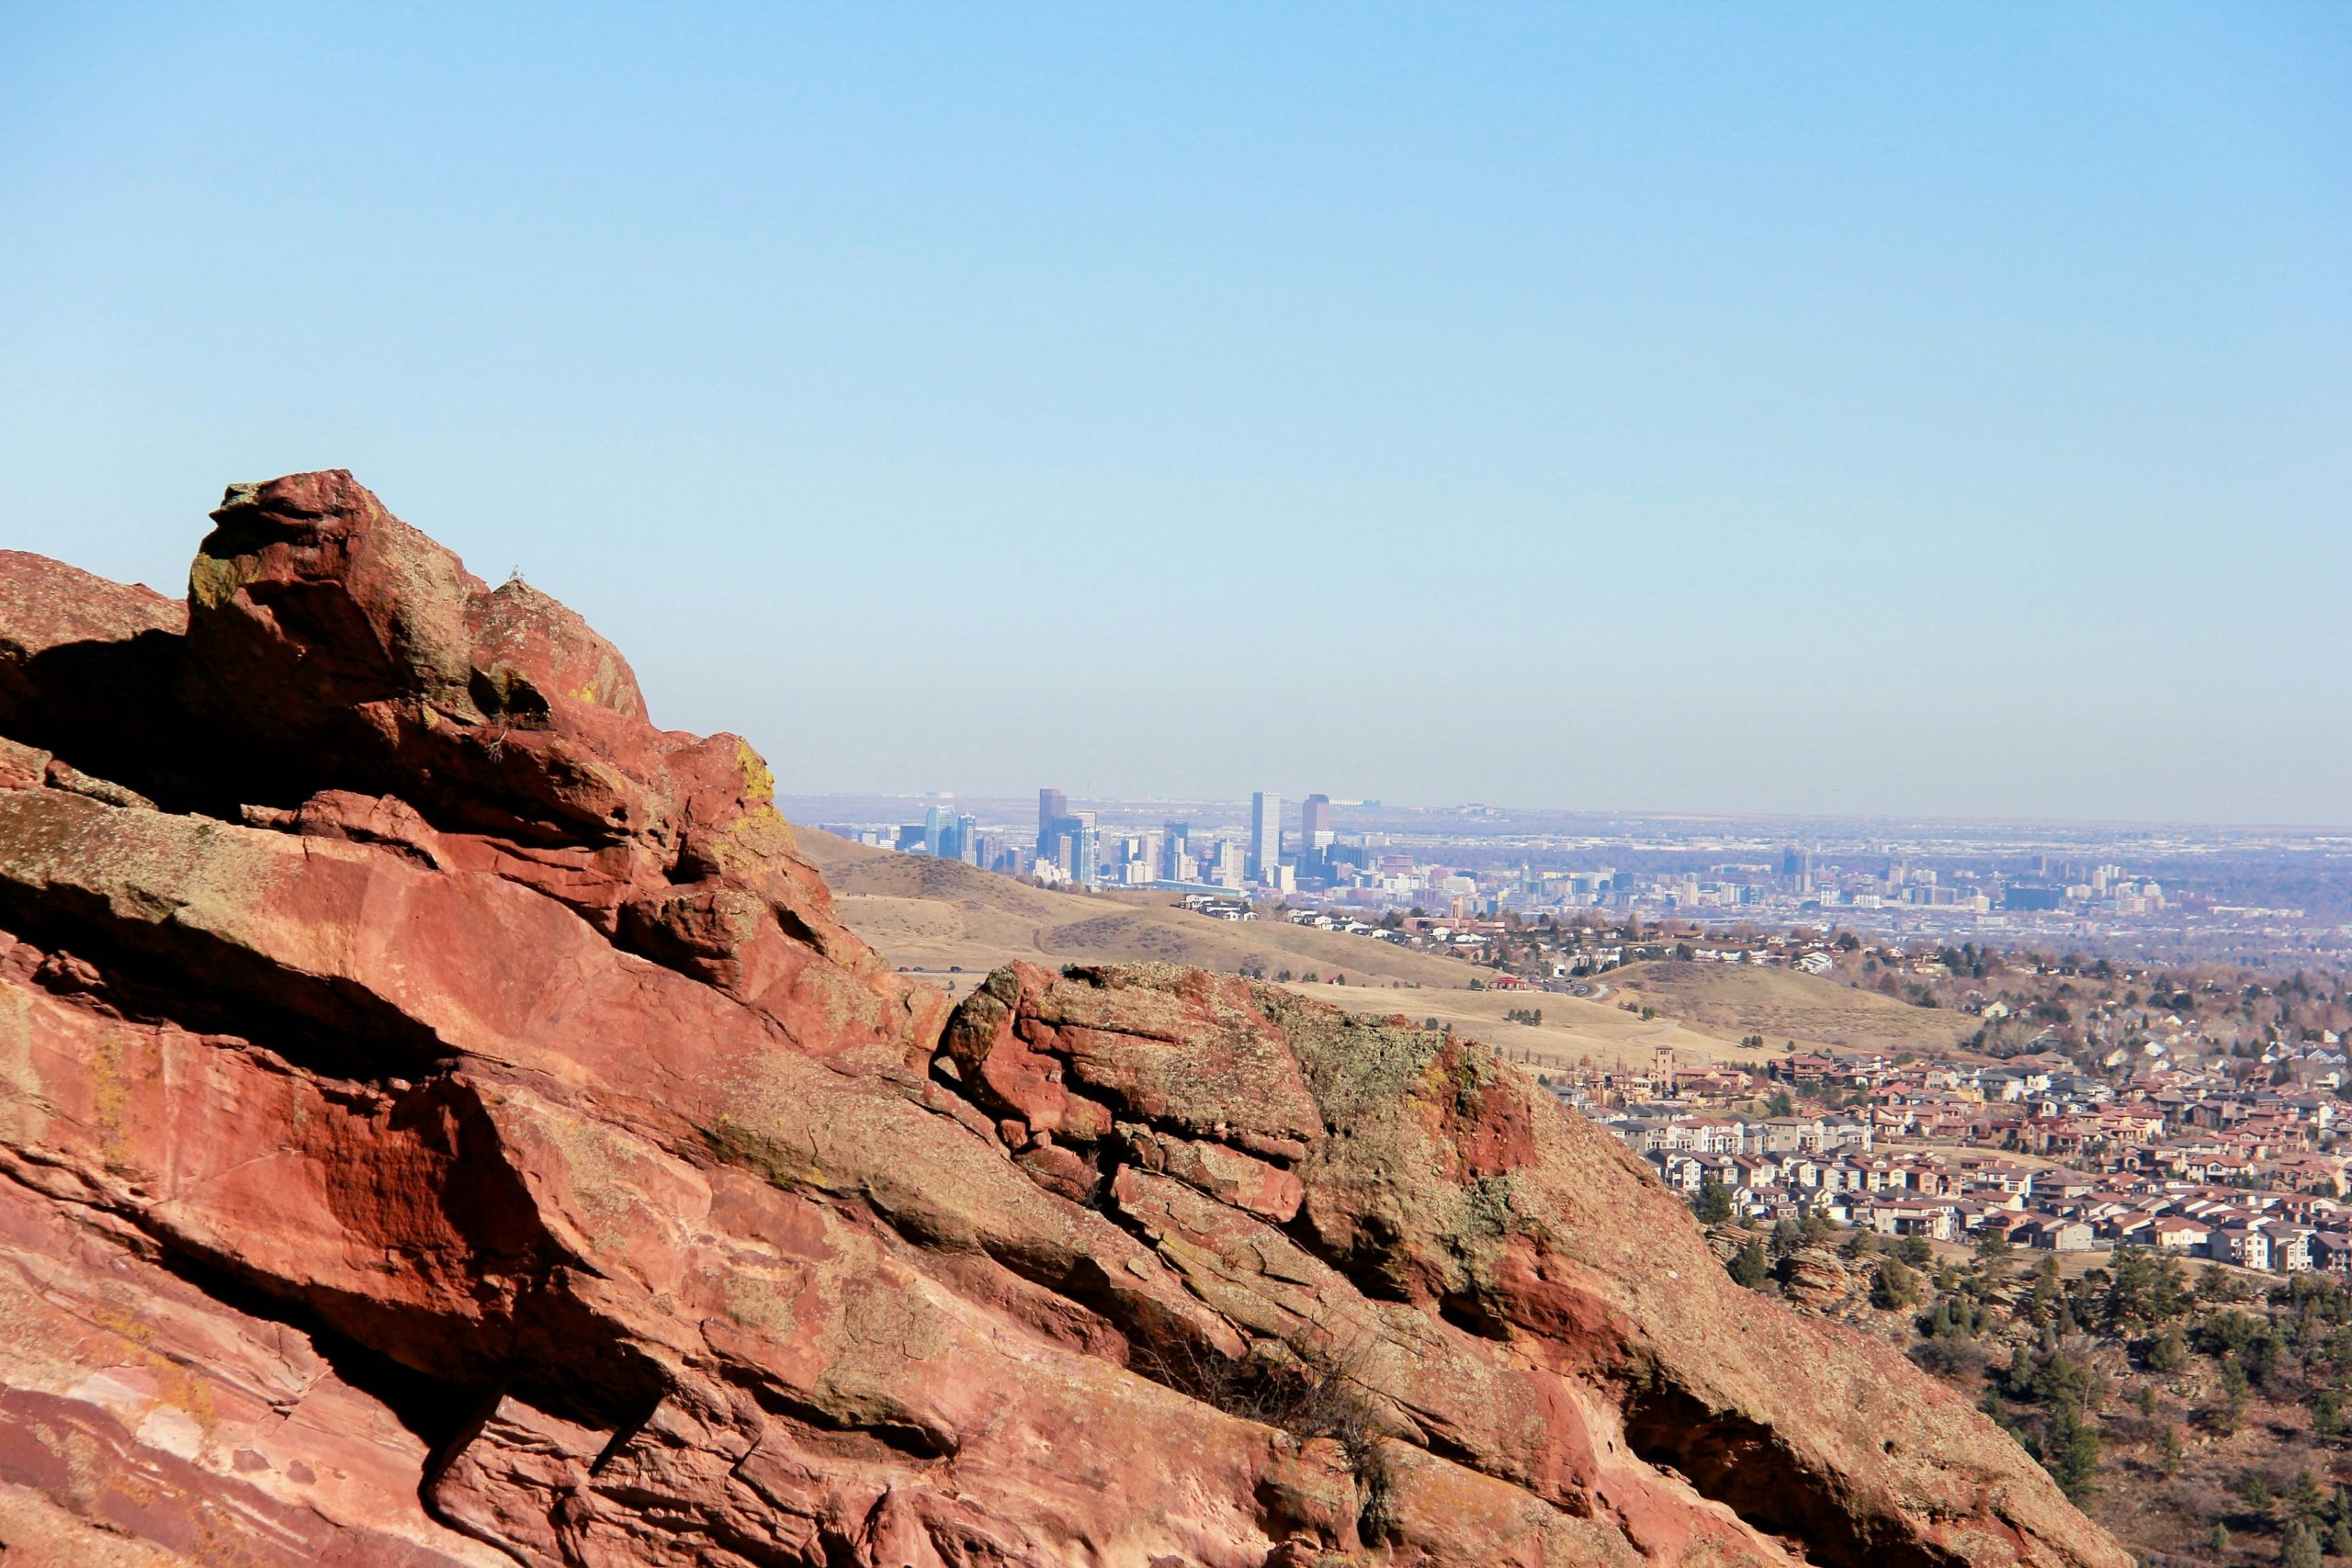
[0,473,2124,1566]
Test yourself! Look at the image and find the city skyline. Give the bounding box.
[802,782,2352,969]
[797,784,2352,834]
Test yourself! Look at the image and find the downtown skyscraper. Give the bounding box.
[1249,791,1281,883]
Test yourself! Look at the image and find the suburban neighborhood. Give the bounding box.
[1566,1032,2352,1277]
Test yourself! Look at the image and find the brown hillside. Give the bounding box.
[1608,958,1983,1054]
[1278,978,1767,1076]
[797,828,1485,995]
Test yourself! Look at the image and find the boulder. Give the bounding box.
[0,474,2127,1568]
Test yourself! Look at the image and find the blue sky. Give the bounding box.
[3,4,2346,822]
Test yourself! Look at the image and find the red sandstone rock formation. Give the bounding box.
[0,474,2121,1567]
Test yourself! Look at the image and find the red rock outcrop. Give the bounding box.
[0,474,2122,1567]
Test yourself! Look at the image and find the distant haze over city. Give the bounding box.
[789,790,2352,836]
[791,790,2352,968]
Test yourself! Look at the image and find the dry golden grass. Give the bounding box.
[1603,960,1980,1055]
[1274,980,1774,1075]
[795,832,1961,1074]
[795,829,1484,1001]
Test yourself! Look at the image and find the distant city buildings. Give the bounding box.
[808,790,2320,967]
[1036,788,1065,854]
[1249,791,1281,883]
[1032,786,1097,883]
[865,787,1339,894]
[1299,794,1334,879]
[882,801,2182,940]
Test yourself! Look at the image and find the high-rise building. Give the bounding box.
[1041,809,1095,881]
[955,813,979,866]
[1298,793,1334,876]
[1249,791,1282,882]
[1036,788,1067,859]
[1127,830,1163,882]
[1034,788,1099,880]
[1163,821,1191,880]
[923,805,946,858]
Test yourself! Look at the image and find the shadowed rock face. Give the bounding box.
[0,474,2123,1568]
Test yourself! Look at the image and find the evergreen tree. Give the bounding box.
[2290,1469,2327,1530]
[1977,1385,2013,1432]
[2255,1326,2291,1388]
[1728,1238,1770,1290]
[2029,1349,2096,1413]
[2220,1359,2251,1435]
[1871,1258,1920,1311]
[2005,1346,2035,1399]
[1929,1295,1980,1339]
[2027,1256,2062,1324]
[2041,1405,2100,1500]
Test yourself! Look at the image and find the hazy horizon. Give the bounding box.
[775,789,2352,836]
[5,5,2346,822]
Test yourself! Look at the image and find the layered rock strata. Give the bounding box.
[0,475,2123,1567]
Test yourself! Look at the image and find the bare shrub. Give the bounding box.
[1135,1325,1396,1540]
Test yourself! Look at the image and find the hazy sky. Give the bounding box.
[4,6,2346,824]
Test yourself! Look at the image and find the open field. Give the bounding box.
[1602,960,1982,1055]
[795,829,1485,1001]
[1275,979,1773,1076]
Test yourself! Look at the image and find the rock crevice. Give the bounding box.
[0,474,2125,1568]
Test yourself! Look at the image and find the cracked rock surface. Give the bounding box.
[0,474,2123,1566]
